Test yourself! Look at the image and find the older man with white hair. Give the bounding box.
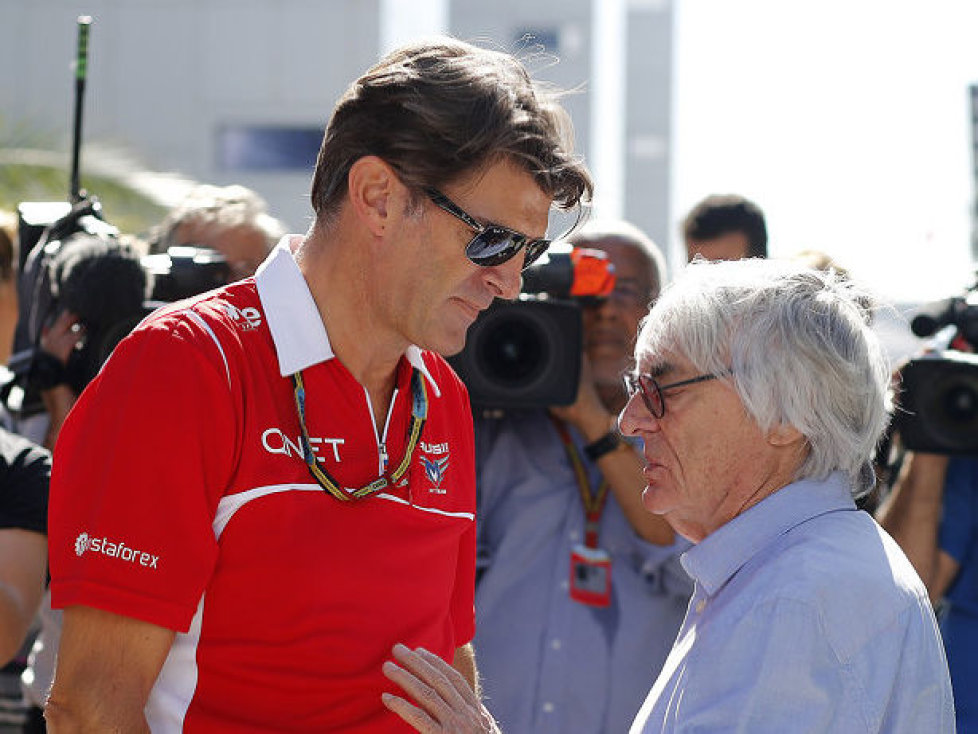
[620,259,954,733]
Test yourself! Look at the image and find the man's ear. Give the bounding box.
[767,423,804,447]
[347,156,401,238]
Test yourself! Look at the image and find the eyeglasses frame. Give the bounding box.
[424,187,551,271]
[624,371,720,419]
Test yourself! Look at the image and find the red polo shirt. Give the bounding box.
[49,240,476,732]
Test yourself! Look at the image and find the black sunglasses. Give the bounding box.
[623,372,719,419]
[425,188,551,271]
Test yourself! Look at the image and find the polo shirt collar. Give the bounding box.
[254,236,439,396]
[681,472,855,597]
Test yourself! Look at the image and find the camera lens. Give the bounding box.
[942,383,978,424]
[478,317,547,387]
[923,369,978,452]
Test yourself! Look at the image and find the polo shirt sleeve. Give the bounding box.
[938,456,976,565]
[0,427,50,535]
[48,313,238,633]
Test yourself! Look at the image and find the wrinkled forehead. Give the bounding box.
[633,303,732,379]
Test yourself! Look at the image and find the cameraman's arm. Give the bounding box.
[876,451,960,603]
[550,368,674,546]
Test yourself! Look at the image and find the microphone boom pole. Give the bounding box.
[69,15,92,203]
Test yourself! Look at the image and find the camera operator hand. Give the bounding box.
[549,354,674,546]
[37,309,84,450]
[548,353,609,438]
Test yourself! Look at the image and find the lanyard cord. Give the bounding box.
[550,416,610,548]
[291,368,428,501]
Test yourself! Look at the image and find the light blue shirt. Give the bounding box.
[630,472,956,734]
[473,410,692,734]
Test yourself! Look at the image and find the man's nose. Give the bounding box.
[483,257,523,300]
[619,392,661,436]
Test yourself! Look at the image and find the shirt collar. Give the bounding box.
[254,236,440,396]
[680,472,855,597]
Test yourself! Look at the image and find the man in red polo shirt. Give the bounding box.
[44,38,591,732]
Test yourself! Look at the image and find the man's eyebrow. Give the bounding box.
[644,362,671,379]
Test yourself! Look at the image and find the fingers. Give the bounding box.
[394,644,477,705]
[382,644,501,733]
[383,645,465,716]
[381,690,439,733]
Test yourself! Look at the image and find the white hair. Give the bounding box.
[635,258,890,496]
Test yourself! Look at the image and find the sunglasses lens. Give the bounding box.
[521,239,551,270]
[466,227,523,266]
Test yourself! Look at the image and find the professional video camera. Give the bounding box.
[895,276,978,454]
[447,242,615,409]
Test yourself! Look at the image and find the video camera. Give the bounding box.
[7,211,230,417]
[447,243,615,409]
[895,276,978,454]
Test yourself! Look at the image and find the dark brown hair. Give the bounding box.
[310,37,592,227]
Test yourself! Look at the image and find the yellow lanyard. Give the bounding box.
[550,416,610,548]
[290,368,427,501]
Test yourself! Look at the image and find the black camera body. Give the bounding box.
[896,280,978,454]
[84,246,231,377]
[447,244,614,409]
[447,295,582,409]
[896,351,978,454]
[6,202,230,419]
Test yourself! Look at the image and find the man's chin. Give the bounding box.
[422,329,469,358]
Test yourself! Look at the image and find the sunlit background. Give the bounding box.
[3,0,977,359]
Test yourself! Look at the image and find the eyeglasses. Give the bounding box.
[623,371,719,419]
[425,188,551,271]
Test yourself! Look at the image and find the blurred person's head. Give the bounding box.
[682,194,768,262]
[619,258,889,542]
[49,234,150,389]
[309,37,591,234]
[149,184,285,280]
[0,211,19,364]
[568,219,666,411]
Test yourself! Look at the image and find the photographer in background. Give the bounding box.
[472,220,692,734]
[19,234,148,450]
[147,183,285,280]
[876,352,977,732]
